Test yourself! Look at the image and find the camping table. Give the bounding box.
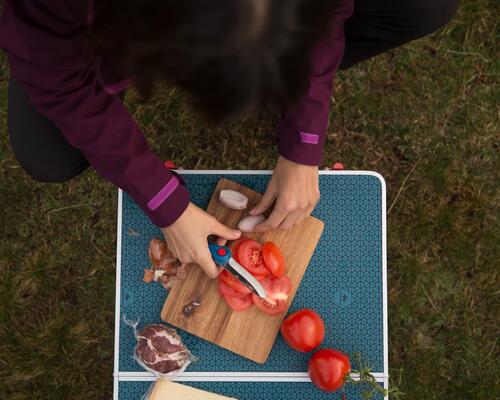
[113,170,388,399]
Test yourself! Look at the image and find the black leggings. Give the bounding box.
[7,0,460,182]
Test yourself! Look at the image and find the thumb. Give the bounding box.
[250,187,277,215]
[210,219,241,241]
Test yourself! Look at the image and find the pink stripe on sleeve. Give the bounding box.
[147,176,179,211]
[300,131,320,144]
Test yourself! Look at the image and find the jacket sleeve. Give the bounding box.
[275,0,354,166]
[1,0,189,227]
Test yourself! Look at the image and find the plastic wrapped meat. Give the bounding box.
[135,324,190,375]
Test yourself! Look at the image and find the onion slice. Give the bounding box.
[237,214,265,232]
[219,189,248,210]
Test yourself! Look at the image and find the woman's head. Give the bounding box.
[92,0,338,120]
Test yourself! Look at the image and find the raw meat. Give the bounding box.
[135,324,189,374]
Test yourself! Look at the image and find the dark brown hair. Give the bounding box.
[91,0,339,120]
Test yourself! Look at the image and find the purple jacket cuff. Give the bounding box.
[144,179,190,228]
[276,119,326,166]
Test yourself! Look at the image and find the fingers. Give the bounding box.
[253,205,288,232]
[210,218,241,240]
[254,201,316,232]
[249,186,277,216]
[278,210,303,230]
[196,250,221,279]
[215,237,227,246]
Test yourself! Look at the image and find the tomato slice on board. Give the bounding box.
[218,279,253,311]
[237,239,271,277]
[228,237,248,262]
[261,274,292,300]
[223,292,253,311]
[262,242,286,278]
[252,271,273,280]
[252,275,292,316]
[218,278,240,297]
[219,270,252,295]
[253,295,288,315]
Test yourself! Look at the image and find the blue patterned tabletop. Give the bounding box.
[115,171,387,399]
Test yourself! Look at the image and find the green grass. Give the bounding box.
[1,0,499,398]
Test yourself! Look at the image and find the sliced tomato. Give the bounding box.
[219,270,252,295]
[228,237,248,262]
[237,239,271,277]
[252,275,292,316]
[262,274,292,300]
[253,295,288,315]
[262,242,286,278]
[218,278,253,311]
[218,278,240,297]
[223,292,253,311]
[253,271,273,280]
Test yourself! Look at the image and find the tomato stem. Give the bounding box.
[344,353,388,400]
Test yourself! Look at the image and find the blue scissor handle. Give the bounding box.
[208,243,232,266]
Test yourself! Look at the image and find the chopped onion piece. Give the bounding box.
[237,214,265,232]
[154,269,166,281]
[219,189,248,210]
[143,269,154,283]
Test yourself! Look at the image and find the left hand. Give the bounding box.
[250,156,320,231]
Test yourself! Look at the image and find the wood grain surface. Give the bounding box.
[161,178,324,363]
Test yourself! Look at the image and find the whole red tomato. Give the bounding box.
[280,309,325,352]
[308,349,351,392]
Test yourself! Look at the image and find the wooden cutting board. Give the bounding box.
[161,178,324,363]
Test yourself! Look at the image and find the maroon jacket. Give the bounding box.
[0,0,353,227]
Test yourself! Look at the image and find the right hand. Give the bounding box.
[162,202,241,279]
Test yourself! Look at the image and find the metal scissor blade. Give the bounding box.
[226,258,267,298]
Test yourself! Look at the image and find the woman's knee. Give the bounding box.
[8,135,89,183]
[9,134,89,183]
[18,158,89,183]
[408,0,460,39]
[8,77,90,183]
[8,129,89,183]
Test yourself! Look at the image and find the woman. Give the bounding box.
[0,0,458,278]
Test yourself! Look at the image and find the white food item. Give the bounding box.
[148,379,237,400]
[219,189,248,210]
[153,269,166,281]
[237,214,265,232]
